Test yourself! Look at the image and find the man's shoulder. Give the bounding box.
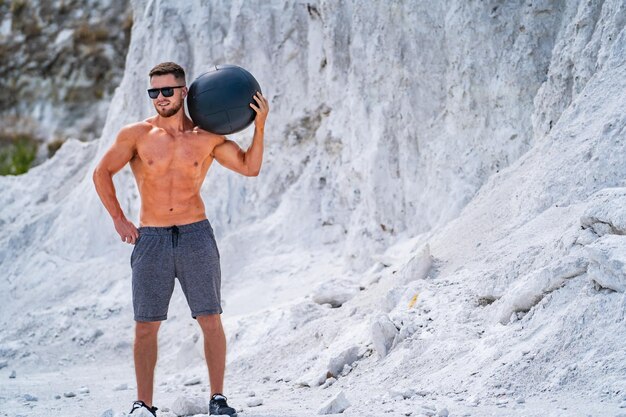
[192,126,226,143]
[125,120,154,133]
[117,120,154,140]
[192,126,217,137]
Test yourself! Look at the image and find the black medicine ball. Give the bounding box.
[187,65,262,135]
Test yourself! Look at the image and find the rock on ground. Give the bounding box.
[318,390,351,414]
[171,396,208,416]
[312,279,359,308]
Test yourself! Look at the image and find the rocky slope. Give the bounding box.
[1,1,625,415]
[0,0,131,163]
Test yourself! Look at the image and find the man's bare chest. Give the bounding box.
[134,135,211,172]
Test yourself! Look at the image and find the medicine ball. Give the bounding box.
[187,64,262,135]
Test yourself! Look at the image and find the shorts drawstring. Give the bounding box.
[167,225,179,248]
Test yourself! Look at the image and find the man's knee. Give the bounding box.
[197,314,222,333]
[135,321,161,339]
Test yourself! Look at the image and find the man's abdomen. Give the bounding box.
[138,192,207,227]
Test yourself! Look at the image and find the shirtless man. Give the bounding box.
[92,62,269,416]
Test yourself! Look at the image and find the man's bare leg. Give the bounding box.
[134,321,161,407]
[197,314,226,396]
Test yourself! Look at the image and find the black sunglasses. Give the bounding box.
[147,85,185,99]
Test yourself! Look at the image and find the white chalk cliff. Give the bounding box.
[1,0,625,415]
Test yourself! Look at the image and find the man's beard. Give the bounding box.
[155,100,183,117]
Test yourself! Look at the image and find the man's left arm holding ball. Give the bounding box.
[210,91,269,177]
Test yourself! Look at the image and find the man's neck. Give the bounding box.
[155,110,189,134]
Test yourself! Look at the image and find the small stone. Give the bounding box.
[321,377,336,389]
[246,397,263,407]
[390,387,417,399]
[312,279,359,308]
[318,391,351,414]
[0,360,8,369]
[183,376,202,386]
[516,396,525,404]
[64,391,76,398]
[371,314,399,358]
[113,383,128,391]
[437,408,449,417]
[171,396,208,415]
[247,391,256,397]
[9,370,16,378]
[54,395,61,399]
[417,406,435,417]
[161,407,170,412]
[78,386,90,394]
[23,394,38,401]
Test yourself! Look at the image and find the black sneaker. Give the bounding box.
[209,393,237,416]
[129,400,158,416]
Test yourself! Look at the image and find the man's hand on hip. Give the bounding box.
[114,215,140,245]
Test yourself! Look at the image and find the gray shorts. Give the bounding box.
[130,219,222,321]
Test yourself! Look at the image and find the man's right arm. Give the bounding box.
[92,125,139,244]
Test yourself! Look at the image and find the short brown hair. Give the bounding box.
[149,62,186,83]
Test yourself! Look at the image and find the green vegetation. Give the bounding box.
[0,134,38,175]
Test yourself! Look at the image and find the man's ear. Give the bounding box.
[182,86,188,99]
